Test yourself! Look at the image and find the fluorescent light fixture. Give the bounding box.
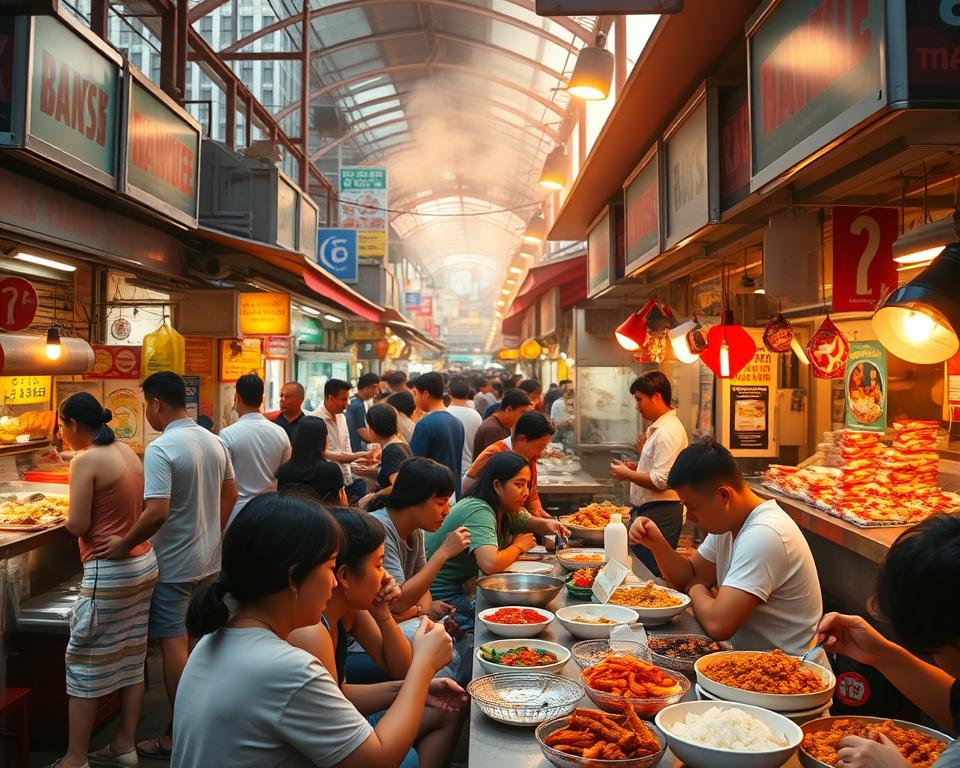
[15,252,76,272]
[496,300,505,307]
[501,289,510,295]
[299,305,321,316]
[324,314,343,323]
[508,266,524,275]
[505,279,516,286]
[892,212,959,264]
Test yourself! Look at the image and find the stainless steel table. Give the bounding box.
[467,559,803,768]
[538,471,605,496]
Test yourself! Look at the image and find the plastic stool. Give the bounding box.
[0,687,30,768]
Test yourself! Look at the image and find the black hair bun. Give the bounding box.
[101,408,113,424]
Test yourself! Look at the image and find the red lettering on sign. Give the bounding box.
[37,48,109,148]
[627,179,658,251]
[130,110,195,197]
[720,99,750,201]
[759,0,871,138]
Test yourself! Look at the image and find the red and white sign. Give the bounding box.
[832,206,898,312]
[86,345,142,379]
[0,276,39,331]
[413,296,433,316]
[263,335,292,359]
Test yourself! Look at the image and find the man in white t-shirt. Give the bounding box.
[628,441,826,662]
[219,373,291,527]
[446,375,482,476]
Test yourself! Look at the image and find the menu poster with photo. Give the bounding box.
[729,385,769,450]
[845,341,887,433]
[103,381,145,453]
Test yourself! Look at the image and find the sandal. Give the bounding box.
[88,745,139,767]
[135,737,172,760]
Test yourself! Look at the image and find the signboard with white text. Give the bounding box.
[339,166,387,260]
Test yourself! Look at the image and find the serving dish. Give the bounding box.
[640,633,732,675]
[506,560,555,575]
[535,711,667,768]
[555,604,638,640]
[476,573,565,608]
[467,673,584,726]
[581,654,689,717]
[604,584,690,626]
[798,715,953,768]
[477,606,554,638]
[571,640,645,669]
[557,548,608,571]
[477,639,571,675]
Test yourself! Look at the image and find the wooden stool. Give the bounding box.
[0,687,30,768]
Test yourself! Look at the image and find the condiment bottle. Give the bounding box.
[604,513,631,569]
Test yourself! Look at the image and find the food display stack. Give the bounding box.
[832,431,889,522]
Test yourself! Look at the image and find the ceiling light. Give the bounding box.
[496,300,505,307]
[892,211,959,265]
[15,251,77,272]
[505,279,516,286]
[567,43,614,100]
[523,211,547,244]
[538,145,569,190]
[45,324,62,360]
[299,305,321,316]
[508,266,524,275]
[873,242,960,364]
[324,314,343,323]
[501,289,510,295]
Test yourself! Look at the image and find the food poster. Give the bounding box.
[720,330,777,457]
[184,376,200,422]
[845,342,886,433]
[219,338,264,383]
[103,382,146,453]
[184,337,217,419]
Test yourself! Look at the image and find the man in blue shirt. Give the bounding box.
[345,372,380,452]
[410,371,465,498]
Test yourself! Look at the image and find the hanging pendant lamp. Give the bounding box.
[523,211,547,244]
[568,40,614,101]
[669,318,705,364]
[700,310,756,379]
[538,146,569,191]
[615,298,657,351]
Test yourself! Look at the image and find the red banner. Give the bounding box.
[831,206,898,312]
[86,345,142,379]
[0,276,38,331]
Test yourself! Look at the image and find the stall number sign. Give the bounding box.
[238,292,290,336]
[1,376,51,404]
[0,276,39,331]
[831,206,898,312]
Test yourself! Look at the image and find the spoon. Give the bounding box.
[801,641,824,663]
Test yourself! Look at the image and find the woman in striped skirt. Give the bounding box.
[48,393,158,768]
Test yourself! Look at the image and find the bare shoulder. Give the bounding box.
[289,621,333,658]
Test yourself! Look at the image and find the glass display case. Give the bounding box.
[575,366,641,447]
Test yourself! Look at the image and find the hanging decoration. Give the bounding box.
[520,338,543,360]
[805,315,849,378]
[763,308,794,353]
[699,267,757,379]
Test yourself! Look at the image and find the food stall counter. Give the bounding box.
[468,559,803,768]
[0,522,70,560]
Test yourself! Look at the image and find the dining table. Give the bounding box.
[467,557,805,768]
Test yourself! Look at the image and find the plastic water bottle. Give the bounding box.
[604,513,631,570]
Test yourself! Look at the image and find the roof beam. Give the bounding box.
[220,0,586,56]
[275,62,567,121]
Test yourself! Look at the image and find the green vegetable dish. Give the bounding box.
[479,646,560,667]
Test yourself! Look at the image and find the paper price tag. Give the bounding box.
[592,560,630,604]
[609,623,648,651]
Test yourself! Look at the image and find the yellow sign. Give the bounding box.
[238,292,290,335]
[1,376,52,405]
[358,231,386,260]
[220,338,264,383]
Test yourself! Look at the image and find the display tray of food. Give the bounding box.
[477,606,555,638]
[605,582,690,625]
[535,707,667,768]
[558,548,608,571]
[580,653,689,717]
[640,633,732,676]
[0,411,56,444]
[477,639,570,675]
[694,650,836,712]
[799,716,953,768]
[655,701,804,768]
[555,604,638,640]
[0,490,70,531]
[561,502,631,544]
[467,673,584,727]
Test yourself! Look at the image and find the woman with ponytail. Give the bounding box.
[49,393,158,768]
[173,494,455,768]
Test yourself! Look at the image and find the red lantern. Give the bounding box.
[763,313,794,353]
[700,313,757,379]
[615,299,657,351]
[805,316,848,379]
[373,339,390,359]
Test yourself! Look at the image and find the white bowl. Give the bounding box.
[506,561,555,575]
[604,585,691,626]
[797,716,954,768]
[656,700,803,768]
[476,639,571,675]
[477,606,555,638]
[556,548,608,571]
[554,604,639,640]
[694,652,836,712]
[695,684,831,726]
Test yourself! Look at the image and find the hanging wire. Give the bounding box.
[819,208,829,314]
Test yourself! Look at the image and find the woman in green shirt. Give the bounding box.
[425,451,569,629]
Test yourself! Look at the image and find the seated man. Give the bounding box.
[629,441,826,662]
[463,411,554,519]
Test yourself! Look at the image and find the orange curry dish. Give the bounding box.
[700,650,828,695]
[801,719,947,767]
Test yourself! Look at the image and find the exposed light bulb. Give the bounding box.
[615,331,641,352]
[719,341,731,378]
[45,325,62,360]
[903,310,936,343]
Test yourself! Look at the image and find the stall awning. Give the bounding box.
[194,226,384,323]
[502,255,586,337]
[380,307,447,352]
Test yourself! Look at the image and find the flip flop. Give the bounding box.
[88,745,139,767]
[135,737,172,760]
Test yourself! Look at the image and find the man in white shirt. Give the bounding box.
[312,378,373,503]
[219,373,291,526]
[629,441,826,662]
[446,374,482,476]
[610,371,689,576]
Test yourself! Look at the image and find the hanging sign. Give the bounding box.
[721,330,777,457]
[623,144,660,275]
[219,338,263,383]
[0,276,38,331]
[905,0,960,104]
[316,228,358,283]
[587,208,613,298]
[110,316,132,340]
[238,292,290,336]
[263,335,291,359]
[339,166,387,260]
[87,345,141,379]
[831,206,898,312]
[748,0,886,190]
[299,193,318,261]
[719,82,751,212]
[845,341,887,432]
[1,375,51,405]
[404,291,421,309]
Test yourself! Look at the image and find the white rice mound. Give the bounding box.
[669,706,788,752]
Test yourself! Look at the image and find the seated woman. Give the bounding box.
[425,451,569,630]
[816,513,960,768]
[366,404,411,496]
[171,493,455,768]
[289,508,467,768]
[277,416,347,505]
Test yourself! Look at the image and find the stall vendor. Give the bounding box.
[629,441,827,663]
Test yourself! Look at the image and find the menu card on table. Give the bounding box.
[591,560,630,604]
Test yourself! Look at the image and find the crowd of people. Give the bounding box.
[47,367,959,768]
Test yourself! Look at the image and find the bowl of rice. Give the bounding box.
[655,701,803,768]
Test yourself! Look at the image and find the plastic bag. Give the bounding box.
[141,322,185,378]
